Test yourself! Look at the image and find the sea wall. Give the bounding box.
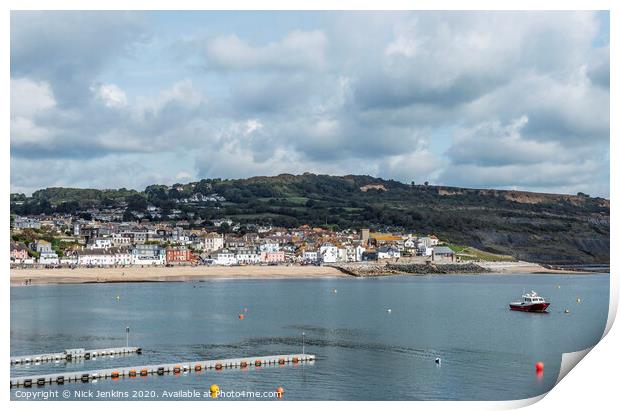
[332,262,489,277]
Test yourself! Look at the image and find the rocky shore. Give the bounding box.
[332,262,491,277]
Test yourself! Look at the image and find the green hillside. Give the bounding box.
[10,173,610,264]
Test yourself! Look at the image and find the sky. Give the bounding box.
[10,11,610,197]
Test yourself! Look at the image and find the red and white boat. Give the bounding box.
[509,291,550,312]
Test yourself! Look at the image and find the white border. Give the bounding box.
[2,1,616,410]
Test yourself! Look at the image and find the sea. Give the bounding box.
[10,273,609,401]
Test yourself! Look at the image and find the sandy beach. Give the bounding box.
[9,261,599,286]
[476,261,595,274]
[10,264,347,285]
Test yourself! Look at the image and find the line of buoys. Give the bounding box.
[11,354,316,388]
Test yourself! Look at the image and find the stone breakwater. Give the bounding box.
[331,262,489,277]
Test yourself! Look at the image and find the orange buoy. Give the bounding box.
[276,386,284,398]
[240,361,248,368]
[239,314,245,320]
[255,359,262,367]
[140,369,148,376]
[194,364,202,372]
[111,371,120,379]
[278,358,285,365]
[292,357,299,364]
[215,363,223,370]
[129,369,137,377]
[535,362,544,372]
[173,366,181,374]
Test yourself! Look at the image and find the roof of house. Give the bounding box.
[10,242,28,252]
[77,247,131,256]
[434,246,454,254]
[377,246,399,253]
[370,233,402,241]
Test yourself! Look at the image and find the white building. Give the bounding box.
[377,246,401,260]
[39,251,59,265]
[417,237,434,248]
[60,256,78,265]
[131,245,165,265]
[341,245,366,262]
[87,237,113,250]
[259,241,280,253]
[202,233,224,252]
[214,249,236,266]
[111,233,132,247]
[417,244,433,257]
[319,243,339,263]
[235,249,260,265]
[78,248,132,266]
[403,237,417,249]
[354,245,366,262]
[302,251,318,263]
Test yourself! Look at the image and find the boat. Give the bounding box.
[509,291,550,312]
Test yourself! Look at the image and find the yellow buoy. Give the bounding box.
[210,384,219,398]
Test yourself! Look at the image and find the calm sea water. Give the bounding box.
[10,273,609,400]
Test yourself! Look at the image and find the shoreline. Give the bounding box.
[10,265,348,286]
[9,261,604,286]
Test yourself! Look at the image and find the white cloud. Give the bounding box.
[10,78,57,144]
[441,116,609,196]
[9,12,609,198]
[244,119,263,136]
[11,78,56,118]
[92,83,127,108]
[205,30,327,71]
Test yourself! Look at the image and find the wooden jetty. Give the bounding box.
[10,353,314,388]
[10,347,142,366]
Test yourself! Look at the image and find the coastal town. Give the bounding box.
[10,214,457,269]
